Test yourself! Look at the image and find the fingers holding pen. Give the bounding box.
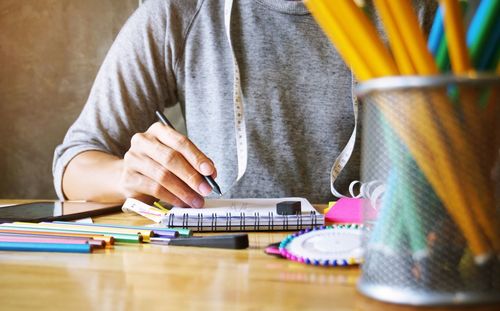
[122,118,221,207]
[133,130,214,196]
[152,111,223,196]
[123,146,205,208]
[149,123,218,177]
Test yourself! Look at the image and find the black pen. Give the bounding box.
[155,110,222,196]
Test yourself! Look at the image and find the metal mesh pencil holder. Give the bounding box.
[355,75,500,306]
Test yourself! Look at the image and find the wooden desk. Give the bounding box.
[0,201,497,311]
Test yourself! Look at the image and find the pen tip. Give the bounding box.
[204,175,222,196]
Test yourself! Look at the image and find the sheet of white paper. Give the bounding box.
[168,197,316,216]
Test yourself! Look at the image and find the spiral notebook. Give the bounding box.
[161,197,324,232]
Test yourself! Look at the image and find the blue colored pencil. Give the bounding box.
[428,6,444,55]
[0,241,92,253]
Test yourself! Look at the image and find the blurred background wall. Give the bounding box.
[0,0,138,198]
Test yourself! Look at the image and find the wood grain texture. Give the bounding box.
[0,201,498,310]
[0,0,137,198]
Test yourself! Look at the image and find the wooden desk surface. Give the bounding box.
[0,201,498,311]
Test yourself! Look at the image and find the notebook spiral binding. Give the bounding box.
[166,211,321,232]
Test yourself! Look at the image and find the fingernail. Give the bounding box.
[191,197,204,208]
[198,181,212,196]
[200,161,213,175]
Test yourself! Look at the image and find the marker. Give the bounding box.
[150,233,249,249]
[155,110,222,196]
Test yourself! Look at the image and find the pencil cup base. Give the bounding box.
[357,282,500,306]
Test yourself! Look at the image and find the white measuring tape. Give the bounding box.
[224,0,248,183]
[329,72,360,198]
[224,0,362,198]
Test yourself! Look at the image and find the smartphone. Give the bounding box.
[0,201,122,223]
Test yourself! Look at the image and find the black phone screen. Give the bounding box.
[0,201,122,223]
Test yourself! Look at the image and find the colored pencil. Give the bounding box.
[0,232,105,247]
[436,34,451,71]
[0,235,91,245]
[306,0,500,260]
[0,241,92,253]
[477,17,500,70]
[374,0,415,74]
[0,228,113,245]
[440,0,485,150]
[389,1,496,257]
[441,0,499,254]
[385,1,439,75]
[36,222,153,241]
[375,110,429,260]
[332,0,399,77]
[1,224,142,243]
[441,0,471,73]
[53,221,190,237]
[428,6,444,55]
[366,0,488,255]
[398,159,428,260]
[374,89,493,259]
[467,0,500,68]
[433,1,469,73]
[304,0,373,80]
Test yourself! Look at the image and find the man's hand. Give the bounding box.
[119,122,216,208]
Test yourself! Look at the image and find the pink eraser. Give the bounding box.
[325,198,364,223]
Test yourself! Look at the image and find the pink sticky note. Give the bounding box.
[325,198,365,224]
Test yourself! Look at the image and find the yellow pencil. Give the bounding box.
[373,0,416,74]
[304,0,373,81]
[435,0,497,251]
[440,0,471,74]
[331,0,399,77]
[440,0,486,166]
[386,1,438,75]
